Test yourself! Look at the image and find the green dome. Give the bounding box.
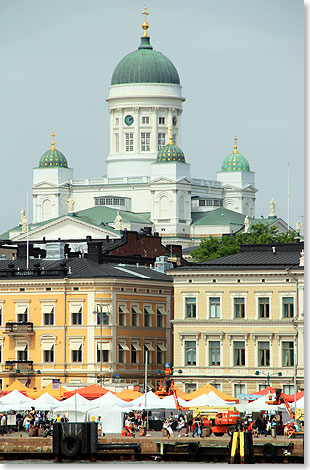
[221,151,250,172]
[39,148,68,168]
[156,142,185,163]
[111,37,180,86]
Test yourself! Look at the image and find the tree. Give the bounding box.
[191,223,300,262]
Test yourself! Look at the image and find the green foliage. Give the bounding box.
[191,223,299,262]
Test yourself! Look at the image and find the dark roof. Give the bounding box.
[172,243,304,271]
[0,258,172,282]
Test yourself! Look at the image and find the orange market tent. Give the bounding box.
[36,382,67,399]
[64,384,111,400]
[5,380,38,399]
[185,384,238,403]
[115,389,143,401]
[174,386,190,400]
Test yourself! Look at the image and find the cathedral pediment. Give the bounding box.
[150,176,192,185]
[32,181,68,189]
[11,216,120,242]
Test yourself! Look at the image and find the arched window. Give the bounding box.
[42,199,52,220]
[159,195,170,220]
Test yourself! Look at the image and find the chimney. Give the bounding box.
[87,240,103,263]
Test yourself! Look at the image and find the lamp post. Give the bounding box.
[93,299,110,386]
[254,370,282,386]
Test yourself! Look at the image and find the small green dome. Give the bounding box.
[156,142,185,163]
[39,133,68,168]
[221,152,250,172]
[39,148,68,168]
[111,36,180,86]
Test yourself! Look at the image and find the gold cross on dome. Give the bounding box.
[51,131,56,150]
[142,7,149,37]
[233,135,238,153]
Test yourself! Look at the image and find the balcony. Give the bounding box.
[4,322,34,335]
[5,360,34,372]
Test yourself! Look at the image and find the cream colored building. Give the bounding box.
[169,243,304,397]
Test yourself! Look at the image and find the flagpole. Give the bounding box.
[26,190,29,269]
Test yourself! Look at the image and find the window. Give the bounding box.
[234,384,246,397]
[185,383,197,394]
[211,383,221,390]
[131,306,139,327]
[94,197,126,206]
[156,307,165,327]
[71,307,82,325]
[144,345,152,364]
[131,344,139,364]
[258,384,266,391]
[156,344,166,364]
[185,297,196,318]
[44,346,54,363]
[125,133,133,151]
[115,133,119,152]
[210,297,220,318]
[283,385,295,394]
[142,116,150,124]
[17,346,28,362]
[159,116,165,125]
[118,343,127,363]
[0,306,2,326]
[158,132,166,150]
[144,306,152,327]
[118,306,126,326]
[97,312,109,326]
[234,298,245,318]
[209,341,220,366]
[282,341,294,367]
[0,346,2,363]
[97,348,109,363]
[198,199,223,207]
[141,132,150,151]
[258,298,270,318]
[16,306,28,323]
[185,341,196,365]
[233,341,245,366]
[43,306,54,325]
[258,341,270,366]
[72,346,82,363]
[283,297,294,318]
[115,117,119,126]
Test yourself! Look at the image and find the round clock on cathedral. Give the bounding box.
[172,116,177,126]
[124,115,134,126]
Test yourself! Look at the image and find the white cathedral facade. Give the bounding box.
[30,15,257,247]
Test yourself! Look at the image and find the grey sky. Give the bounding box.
[0,0,304,233]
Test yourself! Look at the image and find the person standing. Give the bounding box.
[0,414,6,436]
[192,414,202,437]
[163,417,174,438]
[96,416,103,436]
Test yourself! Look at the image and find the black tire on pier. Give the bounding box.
[227,426,235,437]
[188,442,200,456]
[60,435,81,459]
[262,443,276,458]
[214,432,224,437]
[204,426,212,437]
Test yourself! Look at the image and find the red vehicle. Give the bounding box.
[199,409,240,437]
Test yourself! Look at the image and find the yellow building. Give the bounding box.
[169,243,304,397]
[0,257,173,391]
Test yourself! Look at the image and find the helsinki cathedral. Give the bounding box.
[27,10,258,247]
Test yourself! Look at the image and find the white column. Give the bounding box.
[151,107,158,153]
[119,108,124,153]
[134,107,140,153]
[109,109,114,154]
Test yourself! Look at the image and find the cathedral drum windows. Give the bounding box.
[125,133,134,152]
[158,116,165,125]
[158,132,166,150]
[141,116,150,124]
[141,132,150,151]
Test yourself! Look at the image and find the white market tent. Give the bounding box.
[245,395,283,413]
[294,396,304,409]
[91,391,130,408]
[87,405,126,433]
[52,393,98,422]
[128,391,163,410]
[187,391,230,408]
[18,393,60,411]
[0,389,34,410]
[159,395,189,409]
